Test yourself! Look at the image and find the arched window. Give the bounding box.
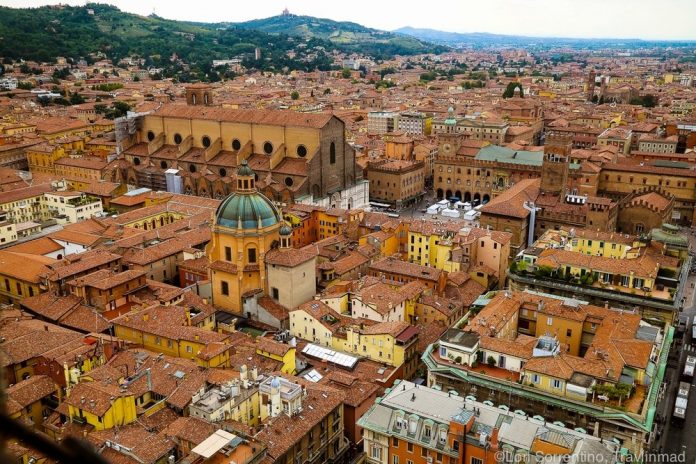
[202,136,211,148]
[285,177,294,187]
[263,142,274,154]
[146,130,155,142]
[191,93,197,105]
[204,93,209,105]
[160,161,168,169]
[189,164,197,173]
[174,133,182,145]
[219,168,227,177]
[330,142,336,164]
[297,145,307,157]
[232,139,241,151]
[133,157,141,166]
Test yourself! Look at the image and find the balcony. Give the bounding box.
[508,268,679,314]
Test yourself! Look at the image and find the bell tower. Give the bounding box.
[586,69,596,102]
[540,134,572,198]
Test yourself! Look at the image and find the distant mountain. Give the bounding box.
[233,15,448,58]
[394,26,696,48]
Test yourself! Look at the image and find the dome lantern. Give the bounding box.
[237,159,256,192]
[279,222,292,248]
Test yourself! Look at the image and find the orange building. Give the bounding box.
[359,380,619,464]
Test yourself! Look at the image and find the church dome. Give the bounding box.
[215,160,281,230]
[215,192,281,229]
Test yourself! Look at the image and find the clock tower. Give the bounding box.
[438,108,468,156]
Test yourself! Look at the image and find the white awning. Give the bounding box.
[191,430,236,458]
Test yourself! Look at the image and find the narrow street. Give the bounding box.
[652,230,696,461]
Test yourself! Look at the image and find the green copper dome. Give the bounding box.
[216,192,281,230]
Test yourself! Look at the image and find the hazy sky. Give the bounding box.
[3,0,695,40]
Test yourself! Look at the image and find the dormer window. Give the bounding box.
[408,417,418,435]
[395,416,406,430]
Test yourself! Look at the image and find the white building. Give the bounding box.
[367,111,400,135]
[43,191,103,223]
[0,77,18,90]
[397,111,430,136]
[297,179,370,211]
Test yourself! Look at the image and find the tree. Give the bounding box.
[510,261,519,274]
[502,82,523,98]
[69,92,85,105]
[630,94,657,108]
[341,68,352,79]
[290,91,299,100]
[419,71,437,82]
[100,101,132,119]
[133,75,140,82]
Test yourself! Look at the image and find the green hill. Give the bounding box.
[0,4,445,69]
[0,3,332,71]
[233,14,447,58]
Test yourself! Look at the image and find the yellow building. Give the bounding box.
[255,338,296,375]
[208,161,283,315]
[408,222,511,289]
[65,381,137,430]
[517,228,682,322]
[0,251,54,304]
[36,118,92,141]
[290,301,420,378]
[121,209,187,230]
[6,375,58,428]
[315,208,345,240]
[0,184,54,224]
[53,156,108,190]
[335,322,419,378]
[1,122,36,136]
[112,305,231,368]
[26,143,66,174]
[0,217,17,246]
